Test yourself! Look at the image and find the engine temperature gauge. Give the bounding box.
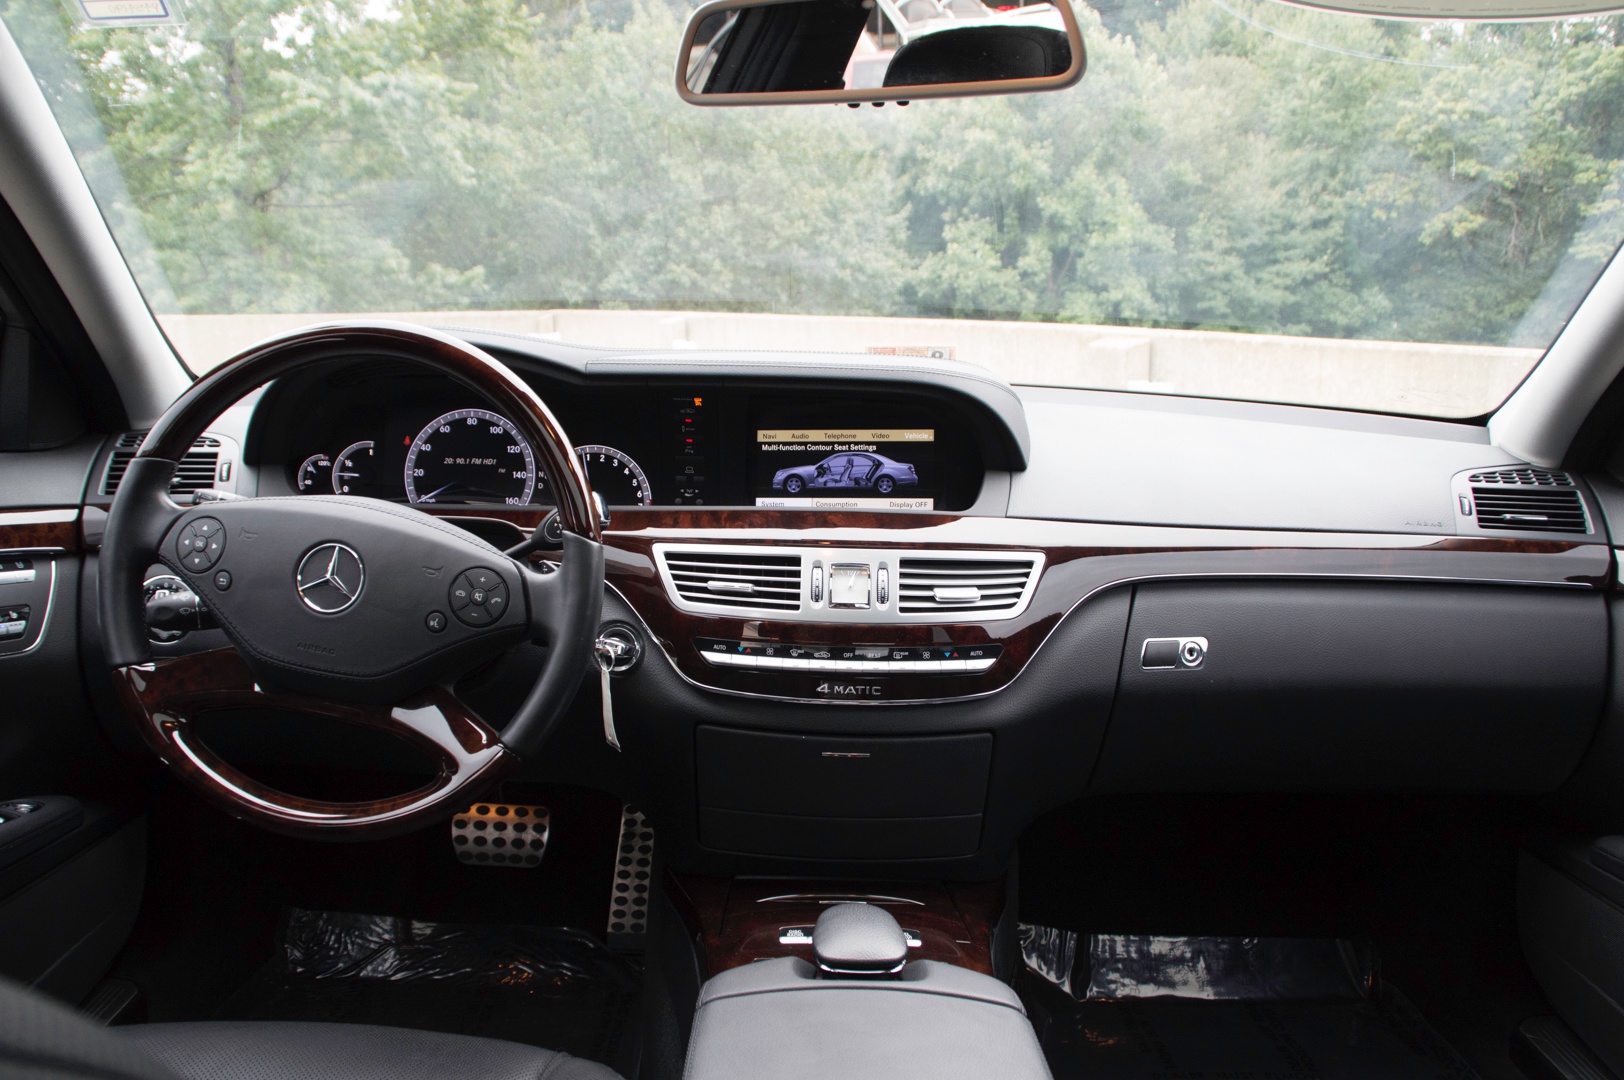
[296,453,332,493]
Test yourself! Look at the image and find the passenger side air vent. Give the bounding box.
[659,549,804,613]
[103,432,223,497]
[1468,468,1588,534]
[896,556,1038,615]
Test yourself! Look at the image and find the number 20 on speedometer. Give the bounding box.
[404,409,536,505]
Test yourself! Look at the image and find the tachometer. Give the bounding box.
[405,409,536,506]
[574,444,653,507]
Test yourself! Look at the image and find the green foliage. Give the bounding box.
[5,0,1623,348]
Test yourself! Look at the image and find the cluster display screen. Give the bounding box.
[753,427,937,510]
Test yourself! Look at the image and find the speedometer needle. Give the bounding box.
[416,482,456,502]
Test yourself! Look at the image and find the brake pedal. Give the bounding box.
[452,802,549,867]
[608,804,653,948]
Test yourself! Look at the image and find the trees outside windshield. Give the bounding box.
[3,0,1622,415]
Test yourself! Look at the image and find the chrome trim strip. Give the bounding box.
[0,508,77,526]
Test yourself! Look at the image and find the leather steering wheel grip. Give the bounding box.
[100,321,606,839]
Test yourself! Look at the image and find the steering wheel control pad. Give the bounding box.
[158,496,525,703]
[175,516,226,571]
[449,568,509,626]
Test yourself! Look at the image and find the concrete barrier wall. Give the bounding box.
[156,309,1541,417]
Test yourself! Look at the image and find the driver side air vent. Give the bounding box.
[659,549,804,613]
[1469,468,1589,534]
[896,556,1039,614]
[103,432,223,497]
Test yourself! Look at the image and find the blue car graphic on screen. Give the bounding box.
[772,452,919,495]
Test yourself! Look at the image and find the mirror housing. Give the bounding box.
[676,0,1085,106]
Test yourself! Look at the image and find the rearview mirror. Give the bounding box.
[676,0,1085,106]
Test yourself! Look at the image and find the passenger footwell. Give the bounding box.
[1018,931,1479,1080]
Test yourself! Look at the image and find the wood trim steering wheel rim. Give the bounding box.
[101,322,605,839]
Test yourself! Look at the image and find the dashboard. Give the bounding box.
[246,359,987,511]
[37,328,1615,875]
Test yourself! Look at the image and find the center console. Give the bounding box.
[681,902,1050,1080]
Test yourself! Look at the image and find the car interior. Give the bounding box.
[4,0,1624,1078]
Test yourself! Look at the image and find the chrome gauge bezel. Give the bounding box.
[403,408,538,506]
[296,453,332,493]
[332,440,376,495]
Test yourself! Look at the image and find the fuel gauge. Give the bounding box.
[332,441,376,495]
[297,453,332,493]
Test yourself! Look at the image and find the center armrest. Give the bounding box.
[683,957,1052,1080]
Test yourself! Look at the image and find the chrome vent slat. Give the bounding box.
[104,433,223,497]
[1468,479,1588,534]
[659,548,805,615]
[896,555,1037,615]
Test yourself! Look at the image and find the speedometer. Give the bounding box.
[404,409,536,506]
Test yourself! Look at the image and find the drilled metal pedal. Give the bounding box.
[608,804,653,946]
[452,803,549,867]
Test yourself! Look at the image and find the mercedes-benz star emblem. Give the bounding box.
[296,543,364,614]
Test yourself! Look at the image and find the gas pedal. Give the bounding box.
[452,802,550,867]
[608,804,653,948]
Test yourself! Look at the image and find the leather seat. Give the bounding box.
[0,975,622,1080]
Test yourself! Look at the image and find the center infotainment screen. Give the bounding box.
[752,427,938,510]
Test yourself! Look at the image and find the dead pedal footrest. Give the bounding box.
[608,804,653,945]
[452,803,549,867]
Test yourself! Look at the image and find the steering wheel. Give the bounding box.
[100,323,604,840]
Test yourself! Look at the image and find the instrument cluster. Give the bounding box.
[289,406,653,508]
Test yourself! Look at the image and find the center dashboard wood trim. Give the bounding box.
[429,507,1613,705]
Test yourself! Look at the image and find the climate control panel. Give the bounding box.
[696,637,1001,674]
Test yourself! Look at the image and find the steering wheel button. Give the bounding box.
[425,611,447,633]
[468,568,500,590]
[194,518,220,537]
[471,588,487,606]
[454,603,493,627]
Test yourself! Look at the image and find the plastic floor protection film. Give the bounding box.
[215,908,642,1067]
[1019,930,1482,1080]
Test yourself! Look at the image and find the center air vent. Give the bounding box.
[659,549,804,613]
[1463,467,1589,534]
[103,432,224,497]
[653,544,1044,623]
[897,556,1038,614]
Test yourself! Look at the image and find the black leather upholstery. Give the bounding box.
[121,1021,620,1080]
[0,975,621,1080]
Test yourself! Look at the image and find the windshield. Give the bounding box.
[4,0,1622,417]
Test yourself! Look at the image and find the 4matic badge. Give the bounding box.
[815,682,883,698]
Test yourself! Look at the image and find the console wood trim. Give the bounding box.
[664,870,1003,977]
[0,509,79,553]
[574,509,1610,703]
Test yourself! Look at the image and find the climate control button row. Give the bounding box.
[695,638,1000,674]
